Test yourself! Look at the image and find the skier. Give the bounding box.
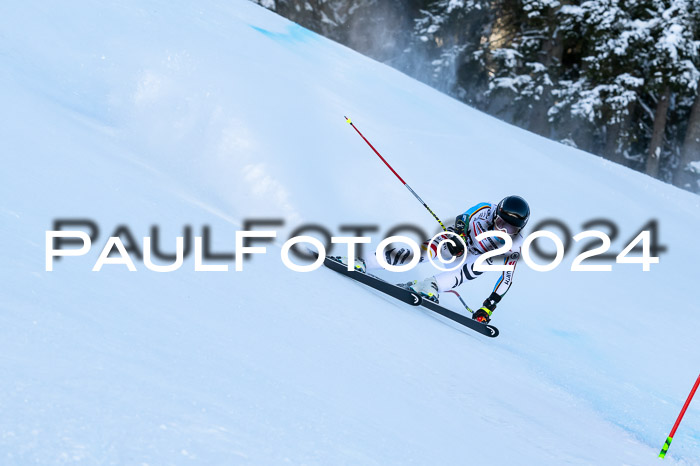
[340,195,529,323]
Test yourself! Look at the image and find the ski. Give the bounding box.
[320,255,497,336]
[322,256,423,306]
[419,299,500,338]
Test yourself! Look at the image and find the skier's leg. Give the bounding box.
[410,253,483,303]
[433,253,483,292]
[364,233,449,271]
[334,241,431,273]
[403,234,462,302]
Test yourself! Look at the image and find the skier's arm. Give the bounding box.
[457,202,491,235]
[445,216,467,256]
[449,203,492,256]
[480,249,520,314]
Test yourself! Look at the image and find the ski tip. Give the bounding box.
[408,292,422,306]
[485,325,499,337]
[303,247,321,259]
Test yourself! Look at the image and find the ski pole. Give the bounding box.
[345,116,448,232]
[446,290,474,314]
[659,372,700,458]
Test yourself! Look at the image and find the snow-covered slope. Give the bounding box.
[1,1,699,464]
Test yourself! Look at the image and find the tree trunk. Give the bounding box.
[604,100,635,166]
[645,87,671,178]
[526,7,563,137]
[674,91,700,192]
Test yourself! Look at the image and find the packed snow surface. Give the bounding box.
[1,1,699,464]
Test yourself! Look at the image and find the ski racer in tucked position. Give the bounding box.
[341,195,530,324]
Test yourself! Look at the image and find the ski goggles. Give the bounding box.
[495,215,521,235]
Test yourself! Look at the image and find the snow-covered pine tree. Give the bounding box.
[407,0,494,104]
[677,93,700,192]
[642,0,698,179]
[552,0,699,177]
[551,1,648,161]
[485,0,562,137]
[670,0,700,191]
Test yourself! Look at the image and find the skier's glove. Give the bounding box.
[446,215,468,257]
[472,308,492,323]
[445,226,466,257]
[473,293,502,323]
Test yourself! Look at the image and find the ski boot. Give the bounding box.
[408,276,439,303]
[332,256,367,273]
[472,307,492,323]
